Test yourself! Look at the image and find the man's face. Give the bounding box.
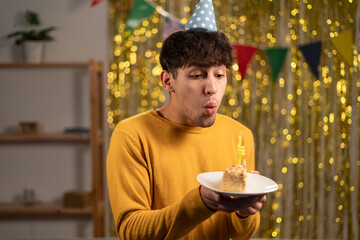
[166,65,227,127]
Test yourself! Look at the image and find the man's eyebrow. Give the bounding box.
[186,65,203,71]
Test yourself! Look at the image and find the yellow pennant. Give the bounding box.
[330,29,354,66]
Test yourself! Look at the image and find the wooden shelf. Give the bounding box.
[0,60,105,235]
[0,62,92,68]
[0,202,91,216]
[0,134,90,143]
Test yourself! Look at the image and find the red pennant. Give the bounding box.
[233,44,257,79]
[91,0,105,7]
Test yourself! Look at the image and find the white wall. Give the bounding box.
[0,0,108,62]
[0,1,108,239]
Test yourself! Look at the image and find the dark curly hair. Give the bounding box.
[160,29,233,78]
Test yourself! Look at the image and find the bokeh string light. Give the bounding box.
[108,0,360,239]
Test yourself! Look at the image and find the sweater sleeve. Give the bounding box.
[107,126,215,240]
[227,212,261,240]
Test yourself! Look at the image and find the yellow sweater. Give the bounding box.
[107,108,260,240]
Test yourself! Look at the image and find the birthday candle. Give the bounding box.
[237,133,243,167]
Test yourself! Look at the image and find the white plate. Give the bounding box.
[197,171,278,197]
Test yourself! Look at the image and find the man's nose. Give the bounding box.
[205,76,217,95]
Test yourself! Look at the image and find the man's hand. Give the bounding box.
[199,170,267,218]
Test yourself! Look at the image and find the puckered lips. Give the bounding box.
[204,102,217,115]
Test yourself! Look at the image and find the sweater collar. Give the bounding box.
[149,108,219,134]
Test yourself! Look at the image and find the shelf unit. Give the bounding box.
[0,134,90,142]
[0,203,92,216]
[0,60,105,237]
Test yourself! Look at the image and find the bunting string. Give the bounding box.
[123,0,357,81]
[107,0,360,239]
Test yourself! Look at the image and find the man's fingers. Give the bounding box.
[241,206,258,216]
[259,195,267,203]
[252,199,264,211]
[200,185,268,214]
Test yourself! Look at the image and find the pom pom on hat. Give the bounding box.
[184,0,217,31]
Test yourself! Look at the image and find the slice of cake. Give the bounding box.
[222,164,247,192]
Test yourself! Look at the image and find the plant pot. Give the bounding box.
[22,41,45,63]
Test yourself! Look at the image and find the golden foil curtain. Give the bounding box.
[107,0,360,239]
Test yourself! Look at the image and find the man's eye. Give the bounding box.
[216,74,225,78]
[190,74,203,79]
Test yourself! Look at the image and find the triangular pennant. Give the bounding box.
[162,15,185,40]
[265,47,288,82]
[125,0,156,30]
[91,0,104,7]
[233,44,257,79]
[330,29,354,66]
[299,41,322,79]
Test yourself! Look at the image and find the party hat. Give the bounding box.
[184,0,217,31]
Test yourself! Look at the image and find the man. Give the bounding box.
[107,1,266,239]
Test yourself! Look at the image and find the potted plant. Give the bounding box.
[7,10,56,63]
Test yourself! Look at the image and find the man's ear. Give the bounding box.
[160,70,174,92]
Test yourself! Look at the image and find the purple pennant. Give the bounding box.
[298,41,322,79]
[162,15,185,40]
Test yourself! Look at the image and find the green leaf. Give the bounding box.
[7,31,23,38]
[25,10,40,26]
[38,26,56,40]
